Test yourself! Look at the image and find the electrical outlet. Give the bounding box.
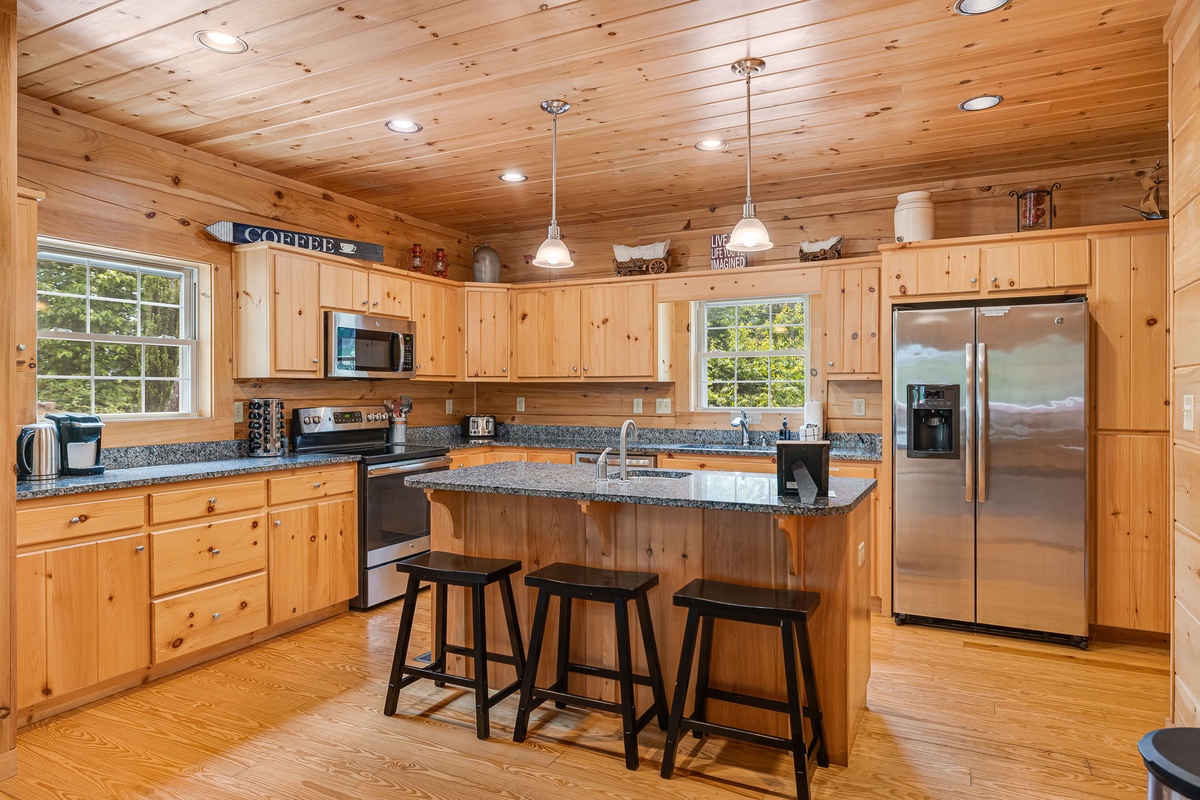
[730,410,761,424]
[233,401,244,423]
[516,397,525,412]
[445,399,453,414]
[853,398,866,417]
[1185,394,1195,432]
[655,398,672,414]
[633,398,643,414]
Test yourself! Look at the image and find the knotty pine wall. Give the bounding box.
[1168,0,1200,728]
[16,95,472,446]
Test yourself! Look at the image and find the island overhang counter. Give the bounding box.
[405,462,876,766]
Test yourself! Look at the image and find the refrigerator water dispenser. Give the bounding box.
[906,384,959,459]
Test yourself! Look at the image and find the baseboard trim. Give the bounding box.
[1089,624,1170,647]
[0,747,17,780]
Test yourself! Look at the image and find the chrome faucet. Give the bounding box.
[618,419,638,482]
[732,410,750,447]
[596,446,613,480]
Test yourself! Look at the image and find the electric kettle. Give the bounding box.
[16,422,61,481]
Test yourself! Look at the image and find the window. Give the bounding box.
[695,297,808,409]
[36,239,200,418]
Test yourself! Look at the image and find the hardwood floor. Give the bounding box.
[0,593,1168,799]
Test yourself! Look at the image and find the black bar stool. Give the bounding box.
[383,551,525,740]
[660,578,828,800]
[1140,728,1200,799]
[512,562,668,770]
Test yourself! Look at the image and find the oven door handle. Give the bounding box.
[366,457,453,477]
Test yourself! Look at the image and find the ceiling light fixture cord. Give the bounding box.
[744,67,753,207]
[550,109,559,228]
[533,99,573,268]
[726,58,772,252]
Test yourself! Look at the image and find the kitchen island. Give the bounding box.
[406,462,876,766]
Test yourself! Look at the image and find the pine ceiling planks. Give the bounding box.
[16,0,1174,237]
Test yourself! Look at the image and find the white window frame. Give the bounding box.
[35,237,202,420]
[693,295,810,412]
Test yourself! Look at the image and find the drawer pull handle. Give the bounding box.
[135,545,145,553]
[209,547,221,556]
[69,514,88,525]
[273,519,282,526]
[209,497,218,504]
[212,613,221,620]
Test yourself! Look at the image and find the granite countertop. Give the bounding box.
[406,461,876,516]
[424,435,882,462]
[16,453,360,501]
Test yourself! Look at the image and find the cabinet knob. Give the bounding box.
[361,300,369,306]
[990,276,997,282]
[970,277,978,283]
[135,545,145,553]
[209,497,217,504]
[273,519,283,526]
[311,358,319,364]
[572,366,578,372]
[69,516,82,524]
[502,366,507,372]
[372,301,379,307]
[313,482,323,488]
[583,366,588,371]
[212,613,221,620]
[16,343,25,352]
[828,361,834,367]
[209,547,221,556]
[415,364,421,370]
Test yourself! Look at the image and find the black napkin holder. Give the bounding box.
[776,441,830,502]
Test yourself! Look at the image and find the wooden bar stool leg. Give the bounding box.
[432,581,448,686]
[634,592,668,729]
[781,621,812,800]
[691,615,715,736]
[552,596,573,707]
[470,583,490,740]
[612,599,640,770]
[513,588,552,743]
[384,573,422,716]
[795,619,829,768]
[499,576,526,680]
[660,607,701,780]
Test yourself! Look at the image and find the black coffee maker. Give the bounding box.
[44,412,106,476]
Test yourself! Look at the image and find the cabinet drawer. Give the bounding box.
[17,496,145,548]
[150,480,266,525]
[829,463,877,479]
[152,572,268,664]
[268,468,357,506]
[152,514,268,596]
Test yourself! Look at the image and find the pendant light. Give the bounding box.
[726,58,773,253]
[533,99,573,269]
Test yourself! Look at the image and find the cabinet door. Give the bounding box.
[823,266,880,376]
[271,253,321,375]
[983,245,1021,292]
[465,289,510,378]
[16,552,47,709]
[318,263,369,312]
[313,497,358,610]
[412,282,462,378]
[268,506,308,624]
[96,533,150,682]
[885,250,917,297]
[1054,240,1090,286]
[945,247,981,293]
[369,272,413,318]
[514,287,581,378]
[45,541,99,699]
[581,284,655,378]
[14,195,38,420]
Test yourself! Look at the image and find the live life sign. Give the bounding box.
[710,233,747,270]
[205,221,385,263]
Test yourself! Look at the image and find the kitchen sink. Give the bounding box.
[625,469,692,479]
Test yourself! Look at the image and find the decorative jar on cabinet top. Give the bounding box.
[894,191,935,243]
[472,243,501,282]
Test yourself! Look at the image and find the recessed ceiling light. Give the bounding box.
[194,30,249,54]
[385,119,423,134]
[694,139,729,151]
[958,94,1003,111]
[953,0,1009,14]
[498,172,527,182]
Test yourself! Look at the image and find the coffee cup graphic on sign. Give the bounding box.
[339,242,357,254]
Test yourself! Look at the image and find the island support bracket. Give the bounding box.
[773,515,805,578]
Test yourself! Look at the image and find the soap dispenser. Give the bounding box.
[779,417,791,441]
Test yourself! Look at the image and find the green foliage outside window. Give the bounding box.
[698,298,807,409]
[36,245,196,417]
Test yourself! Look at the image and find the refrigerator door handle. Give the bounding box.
[965,343,975,503]
[977,342,988,503]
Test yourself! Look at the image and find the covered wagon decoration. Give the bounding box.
[797,234,844,262]
[612,239,670,276]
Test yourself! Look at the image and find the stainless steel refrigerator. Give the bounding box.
[892,299,1088,643]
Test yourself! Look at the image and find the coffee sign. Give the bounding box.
[710,233,747,270]
[205,221,385,263]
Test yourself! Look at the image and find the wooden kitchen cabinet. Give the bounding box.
[823,264,881,377]
[412,280,463,379]
[513,283,655,379]
[1092,231,1170,432]
[657,452,777,473]
[885,246,981,298]
[17,532,150,709]
[234,245,322,378]
[268,496,357,624]
[368,271,413,318]
[319,261,413,318]
[465,286,510,379]
[14,187,43,425]
[448,449,489,469]
[982,239,1089,292]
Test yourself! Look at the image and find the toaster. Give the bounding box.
[460,415,496,438]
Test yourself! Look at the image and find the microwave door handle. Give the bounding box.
[390,333,401,372]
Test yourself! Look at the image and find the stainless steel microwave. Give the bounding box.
[325,311,415,378]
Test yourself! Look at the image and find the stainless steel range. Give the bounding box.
[291,405,451,609]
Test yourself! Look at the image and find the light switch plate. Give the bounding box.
[633,398,643,414]
[655,398,672,414]
[516,397,525,412]
[853,398,866,417]
[1185,394,1195,432]
[233,401,244,423]
[445,399,453,414]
